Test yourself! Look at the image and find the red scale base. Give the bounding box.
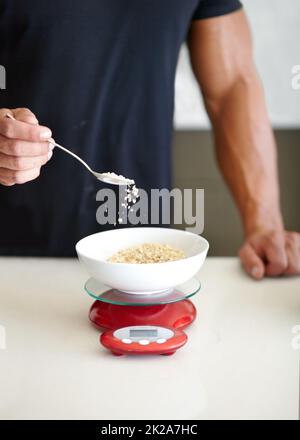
[89,299,197,331]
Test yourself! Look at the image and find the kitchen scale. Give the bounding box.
[84,277,200,356]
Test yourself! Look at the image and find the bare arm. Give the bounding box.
[188,9,300,278]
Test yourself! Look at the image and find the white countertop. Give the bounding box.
[0,257,299,420]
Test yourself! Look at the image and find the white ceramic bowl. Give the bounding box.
[76,227,209,294]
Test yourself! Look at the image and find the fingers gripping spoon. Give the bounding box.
[5,113,135,186]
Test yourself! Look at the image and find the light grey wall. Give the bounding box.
[172,130,300,256]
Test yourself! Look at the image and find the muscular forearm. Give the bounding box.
[188,10,299,278]
[207,71,284,237]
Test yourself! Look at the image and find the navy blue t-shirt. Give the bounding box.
[0,0,242,256]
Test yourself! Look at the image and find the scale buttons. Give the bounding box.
[122,338,132,344]
[156,338,167,344]
[138,340,150,346]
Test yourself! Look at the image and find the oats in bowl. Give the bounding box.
[107,243,185,264]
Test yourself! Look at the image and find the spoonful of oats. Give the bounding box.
[42,142,135,186]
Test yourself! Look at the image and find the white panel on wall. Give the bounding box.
[174,0,300,129]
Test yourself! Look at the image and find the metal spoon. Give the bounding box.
[5,114,134,186]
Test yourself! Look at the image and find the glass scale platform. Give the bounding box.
[84,277,201,331]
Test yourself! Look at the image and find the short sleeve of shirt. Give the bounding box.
[192,0,242,20]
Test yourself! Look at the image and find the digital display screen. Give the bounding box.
[130,329,158,338]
